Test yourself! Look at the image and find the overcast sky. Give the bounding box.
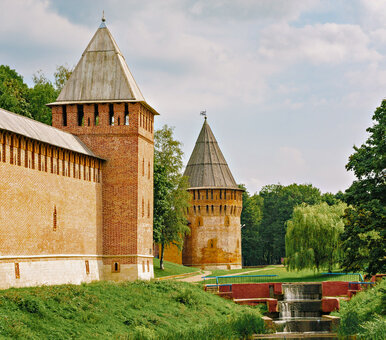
[0,0,384,194]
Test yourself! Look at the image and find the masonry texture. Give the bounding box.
[180,119,243,269]
[0,19,157,288]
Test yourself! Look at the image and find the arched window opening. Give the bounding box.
[62,105,67,126]
[94,104,99,126]
[109,104,114,125]
[124,103,129,125]
[77,104,84,126]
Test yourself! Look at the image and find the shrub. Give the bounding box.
[334,279,385,338]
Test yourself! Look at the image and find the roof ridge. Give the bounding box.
[183,120,238,189]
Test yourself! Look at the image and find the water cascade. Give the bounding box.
[272,283,336,337]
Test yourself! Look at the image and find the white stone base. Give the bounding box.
[0,258,102,290]
[0,256,154,290]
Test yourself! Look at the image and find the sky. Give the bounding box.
[0,0,384,194]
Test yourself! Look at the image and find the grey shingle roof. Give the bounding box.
[48,23,158,115]
[0,108,101,159]
[183,118,238,189]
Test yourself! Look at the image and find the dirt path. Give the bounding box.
[178,270,212,282]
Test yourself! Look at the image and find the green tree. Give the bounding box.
[0,65,31,117]
[29,70,58,125]
[54,64,73,92]
[341,100,386,276]
[286,202,347,272]
[240,185,264,266]
[153,125,190,270]
[258,183,322,264]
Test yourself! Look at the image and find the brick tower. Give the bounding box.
[49,18,158,280]
[182,118,242,270]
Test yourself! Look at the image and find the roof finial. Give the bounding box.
[102,10,106,22]
[200,110,207,120]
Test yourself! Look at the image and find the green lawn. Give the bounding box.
[0,280,265,339]
[208,265,274,277]
[153,258,201,278]
[202,265,363,284]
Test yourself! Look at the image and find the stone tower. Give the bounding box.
[182,118,242,270]
[49,19,158,280]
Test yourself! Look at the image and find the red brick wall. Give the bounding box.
[0,130,103,257]
[232,283,271,299]
[52,102,155,270]
[182,188,243,268]
[322,281,350,296]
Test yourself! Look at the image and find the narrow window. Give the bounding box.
[142,158,145,176]
[112,262,120,273]
[53,206,57,231]
[88,118,90,126]
[94,104,99,126]
[77,104,84,126]
[224,189,227,200]
[206,205,209,214]
[224,205,227,214]
[193,191,196,200]
[211,205,214,213]
[198,191,200,200]
[211,190,213,199]
[194,206,196,214]
[198,206,201,213]
[206,190,208,199]
[220,190,222,199]
[62,105,67,126]
[124,103,129,125]
[15,263,20,279]
[85,260,90,275]
[117,117,120,126]
[109,103,114,125]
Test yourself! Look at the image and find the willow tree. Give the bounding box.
[285,202,347,272]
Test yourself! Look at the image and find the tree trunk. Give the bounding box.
[160,242,165,270]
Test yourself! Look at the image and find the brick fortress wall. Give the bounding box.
[182,188,243,270]
[0,130,103,289]
[52,102,155,280]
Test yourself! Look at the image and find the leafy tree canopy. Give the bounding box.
[153,125,190,269]
[341,100,386,275]
[286,202,347,272]
[240,184,264,266]
[0,65,31,118]
[0,64,72,125]
[257,183,322,265]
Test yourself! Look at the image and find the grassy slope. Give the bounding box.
[333,279,386,339]
[203,265,362,283]
[0,280,264,339]
[153,258,201,278]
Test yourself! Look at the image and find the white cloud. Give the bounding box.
[259,23,381,65]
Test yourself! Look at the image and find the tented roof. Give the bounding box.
[0,108,101,158]
[49,22,158,114]
[184,119,239,189]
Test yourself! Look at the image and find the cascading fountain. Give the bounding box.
[273,283,336,337]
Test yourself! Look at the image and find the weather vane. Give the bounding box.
[102,10,106,22]
[200,110,207,119]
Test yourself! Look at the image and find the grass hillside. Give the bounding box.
[153,258,201,278]
[0,280,265,339]
[333,279,385,339]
